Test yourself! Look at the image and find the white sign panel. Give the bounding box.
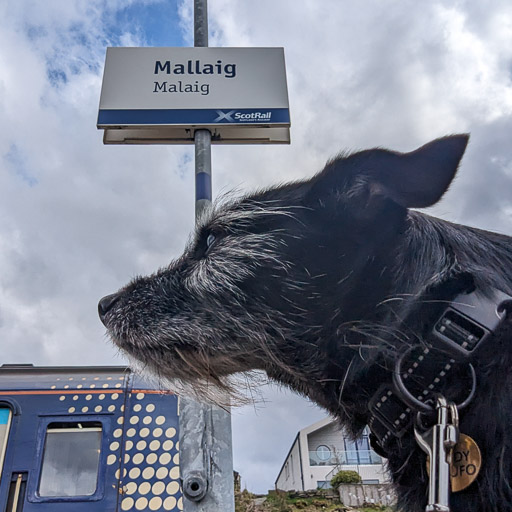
[97,47,290,144]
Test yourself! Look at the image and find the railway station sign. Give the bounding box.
[97,47,290,144]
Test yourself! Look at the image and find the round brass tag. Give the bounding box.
[426,433,482,492]
[450,433,481,492]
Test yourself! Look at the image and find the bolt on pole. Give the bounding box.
[179,1,235,511]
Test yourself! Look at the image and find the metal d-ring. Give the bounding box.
[392,345,477,413]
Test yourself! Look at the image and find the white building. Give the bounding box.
[275,417,389,491]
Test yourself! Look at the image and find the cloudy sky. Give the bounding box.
[2,0,512,494]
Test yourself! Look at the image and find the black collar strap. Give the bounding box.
[368,286,512,457]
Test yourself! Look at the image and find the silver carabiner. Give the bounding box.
[414,396,459,512]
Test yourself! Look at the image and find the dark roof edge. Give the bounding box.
[275,432,300,486]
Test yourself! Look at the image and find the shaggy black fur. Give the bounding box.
[99,134,512,512]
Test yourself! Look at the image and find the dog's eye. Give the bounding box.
[206,233,217,252]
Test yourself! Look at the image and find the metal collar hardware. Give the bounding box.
[368,287,512,456]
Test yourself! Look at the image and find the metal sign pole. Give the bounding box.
[179,1,235,511]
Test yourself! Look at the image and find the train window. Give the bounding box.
[38,422,102,497]
[0,408,12,480]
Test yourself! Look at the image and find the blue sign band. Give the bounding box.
[98,108,290,126]
[196,172,212,201]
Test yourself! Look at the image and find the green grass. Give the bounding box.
[235,490,394,512]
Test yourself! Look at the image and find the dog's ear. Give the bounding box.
[375,134,469,208]
[307,134,469,210]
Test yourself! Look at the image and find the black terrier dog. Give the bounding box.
[99,134,512,512]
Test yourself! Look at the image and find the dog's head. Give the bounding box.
[99,135,468,409]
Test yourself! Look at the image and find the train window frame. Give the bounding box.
[0,407,12,480]
[28,415,111,504]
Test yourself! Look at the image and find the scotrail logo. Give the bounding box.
[214,110,272,123]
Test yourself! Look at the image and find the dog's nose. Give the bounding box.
[98,293,121,323]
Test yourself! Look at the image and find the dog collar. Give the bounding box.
[368,286,512,457]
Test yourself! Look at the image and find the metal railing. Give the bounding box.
[309,449,382,466]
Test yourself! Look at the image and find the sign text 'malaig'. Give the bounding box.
[154,60,237,78]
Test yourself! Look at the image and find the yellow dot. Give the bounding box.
[142,467,155,480]
[165,428,176,439]
[112,393,119,400]
[95,405,102,413]
[113,429,123,438]
[173,453,179,465]
[130,416,139,425]
[156,467,168,479]
[140,428,150,438]
[90,384,96,388]
[86,394,92,401]
[107,454,117,465]
[124,454,130,464]
[115,469,120,479]
[72,395,79,401]
[153,428,163,438]
[117,417,124,425]
[149,440,160,451]
[143,416,153,425]
[166,481,180,495]
[132,453,144,464]
[127,428,136,438]
[81,406,89,413]
[125,482,137,495]
[155,416,165,426]
[159,453,171,465]
[116,383,122,388]
[51,385,56,389]
[136,393,145,400]
[139,482,151,495]
[163,440,173,451]
[146,404,155,413]
[125,440,134,451]
[77,384,83,389]
[122,498,134,511]
[133,404,142,412]
[146,453,157,464]
[136,440,147,450]
[94,377,100,380]
[178,497,182,510]
[103,383,109,388]
[169,467,180,480]
[149,497,163,510]
[99,394,105,400]
[64,385,69,389]
[59,396,65,401]
[129,467,141,479]
[176,442,179,450]
[110,441,120,451]
[152,482,165,496]
[163,496,177,511]
[68,407,75,413]
[121,405,125,412]
[135,497,148,511]
[69,377,74,381]
[82,377,86,380]
[107,377,112,380]
[108,405,116,412]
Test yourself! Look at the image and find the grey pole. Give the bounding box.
[179,1,235,511]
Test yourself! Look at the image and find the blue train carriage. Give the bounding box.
[0,364,182,512]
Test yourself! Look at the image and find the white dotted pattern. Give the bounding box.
[115,396,180,511]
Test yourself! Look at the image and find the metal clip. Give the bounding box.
[414,396,459,512]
